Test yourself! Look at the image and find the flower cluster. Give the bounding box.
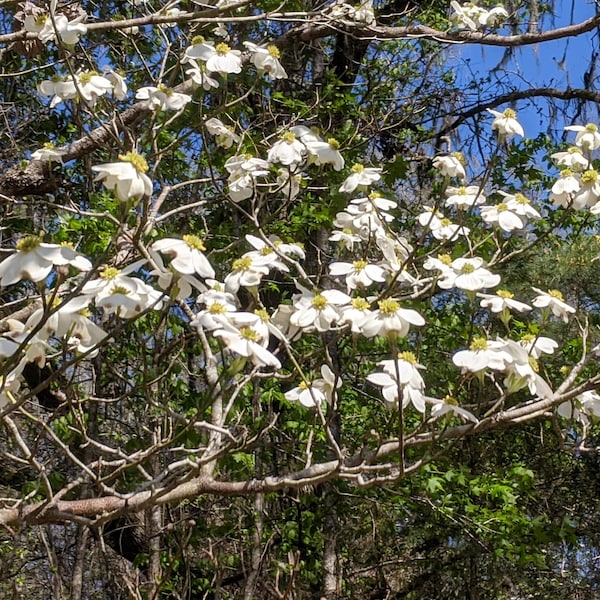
[549,123,600,212]
[450,1,508,30]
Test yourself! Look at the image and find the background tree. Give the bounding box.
[0,1,599,598]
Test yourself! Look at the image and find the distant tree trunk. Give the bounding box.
[70,527,89,600]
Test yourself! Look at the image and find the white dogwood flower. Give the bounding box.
[0,236,91,286]
[136,84,191,111]
[205,118,240,149]
[285,365,340,408]
[243,42,287,79]
[92,151,152,202]
[151,235,215,279]
[564,123,600,151]
[432,152,466,179]
[531,288,576,322]
[488,108,524,139]
[339,163,382,193]
[185,40,242,74]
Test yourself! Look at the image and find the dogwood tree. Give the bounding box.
[0,0,599,597]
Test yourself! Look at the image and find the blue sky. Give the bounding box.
[450,0,600,140]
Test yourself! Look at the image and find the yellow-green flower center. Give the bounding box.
[299,380,310,390]
[254,308,270,322]
[118,151,149,173]
[16,235,42,252]
[568,146,583,155]
[581,170,598,184]
[328,138,340,150]
[497,289,514,299]
[157,83,172,96]
[548,289,565,301]
[520,333,535,343]
[470,337,488,351]
[378,298,400,315]
[351,297,370,311]
[312,294,328,309]
[232,257,252,271]
[440,218,452,227]
[460,263,475,274]
[353,260,367,271]
[111,285,130,296]
[215,42,231,55]
[240,327,259,341]
[191,35,205,45]
[78,71,98,84]
[457,186,467,196]
[560,168,574,178]
[368,191,381,200]
[398,351,417,364]
[282,131,296,143]
[438,253,452,266]
[101,266,121,280]
[209,303,226,314]
[514,193,530,204]
[351,163,365,173]
[260,246,273,255]
[451,151,466,165]
[529,357,539,372]
[183,234,206,251]
[503,108,516,119]
[585,123,598,133]
[497,202,508,212]
[267,44,280,58]
[35,14,48,25]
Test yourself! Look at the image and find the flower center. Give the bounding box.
[100,266,121,280]
[496,289,514,299]
[111,285,129,295]
[240,326,259,342]
[469,337,488,351]
[568,146,583,155]
[299,381,310,390]
[215,42,231,55]
[450,151,466,165]
[118,151,149,173]
[548,289,565,301]
[503,108,516,119]
[267,44,280,58]
[209,303,226,314]
[397,351,417,364]
[351,297,370,311]
[585,123,598,133]
[440,218,452,227]
[378,298,400,315]
[520,333,535,343]
[514,193,529,204]
[560,168,574,179]
[312,294,328,310]
[282,131,296,143]
[460,263,475,274]
[232,257,252,271]
[183,234,206,251]
[352,260,367,271]
[78,71,98,84]
[16,235,42,252]
[581,170,598,184]
[254,308,270,322]
[496,202,508,212]
[438,253,452,266]
[328,138,340,149]
[351,163,365,173]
